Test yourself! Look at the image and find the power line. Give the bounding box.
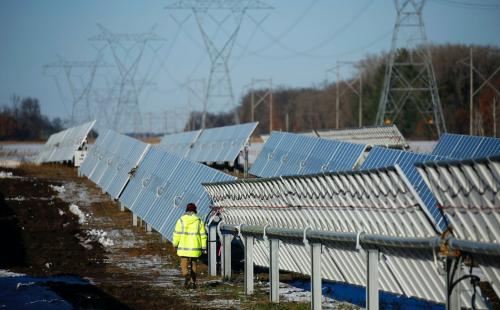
[235,0,375,59]
[431,0,500,9]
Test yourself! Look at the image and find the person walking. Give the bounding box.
[172,203,207,289]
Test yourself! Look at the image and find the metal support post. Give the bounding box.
[445,257,461,310]
[310,243,322,310]
[366,249,379,310]
[269,238,280,303]
[132,214,138,226]
[120,204,125,212]
[244,235,255,295]
[208,225,218,276]
[243,145,249,178]
[146,223,152,233]
[222,234,233,279]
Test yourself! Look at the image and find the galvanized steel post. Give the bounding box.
[445,257,461,310]
[366,249,379,310]
[208,224,218,276]
[146,223,152,233]
[310,243,322,310]
[222,234,233,279]
[270,238,280,303]
[244,235,254,295]
[132,214,138,226]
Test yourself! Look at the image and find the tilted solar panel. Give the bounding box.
[119,146,235,240]
[249,131,367,178]
[314,124,407,148]
[159,130,201,158]
[432,133,500,159]
[187,122,258,163]
[360,147,448,230]
[417,156,500,298]
[37,120,95,164]
[203,168,482,307]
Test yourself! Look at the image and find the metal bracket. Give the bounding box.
[303,227,312,250]
[263,224,270,247]
[236,224,245,247]
[356,231,365,251]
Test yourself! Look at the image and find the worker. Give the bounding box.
[172,202,207,289]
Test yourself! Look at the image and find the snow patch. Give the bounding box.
[58,209,65,216]
[69,204,86,224]
[0,171,13,178]
[49,185,65,193]
[87,229,114,247]
[0,270,25,278]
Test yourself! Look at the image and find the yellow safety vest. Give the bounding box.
[172,213,207,257]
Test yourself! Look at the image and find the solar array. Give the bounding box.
[203,168,480,307]
[79,130,150,199]
[432,133,500,159]
[360,147,448,230]
[119,146,236,239]
[249,131,367,177]
[313,125,407,148]
[159,130,201,158]
[36,120,95,164]
[159,122,258,164]
[417,156,500,298]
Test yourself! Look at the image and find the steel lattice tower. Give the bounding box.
[376,0,446,136]
[166,0,272,128]
[90,25,165,133]
[43,56,105,125]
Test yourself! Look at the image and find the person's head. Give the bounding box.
[186,203,197,213]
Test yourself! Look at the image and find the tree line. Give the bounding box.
[188,44,500,140]
[0,96,64,141]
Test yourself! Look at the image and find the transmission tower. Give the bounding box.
[89,24,165,133]
[376,0,446,137]
[166,0,272,128]
[43,56,106,125]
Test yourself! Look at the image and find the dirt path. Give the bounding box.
[1,164,325,309]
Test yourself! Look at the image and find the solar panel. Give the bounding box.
[249,131,367,178]
[416,156,500,298]
[119,146,235,240]
[159,130,201,158]
[313,125,407,148]
[432,133,500,159]
[187,122,258,163]
[158,122,258,164]
[203,168,481,307]
[360,147,447,230]
[36,120,95,164]
[79,129,149,199]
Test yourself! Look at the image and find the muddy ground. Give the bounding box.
[0,164,346,309]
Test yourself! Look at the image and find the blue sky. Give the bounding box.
[1,0,499,132]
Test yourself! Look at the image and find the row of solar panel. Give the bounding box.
[79,129,235,240]
[160,122,258,164]
[249,131,500,231]
[249,131,367,177]
[37,120,96,164]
